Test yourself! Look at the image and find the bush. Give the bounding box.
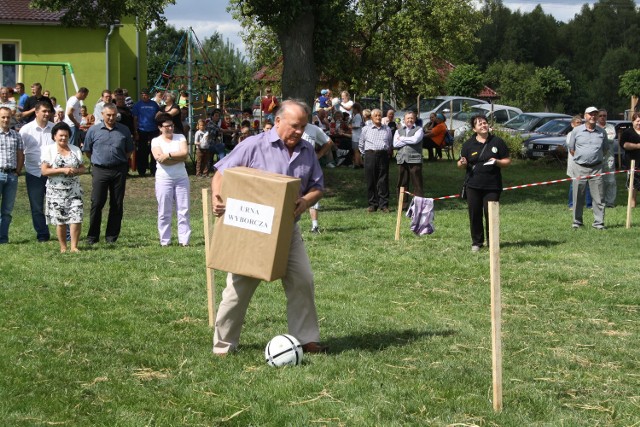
[492,128,525,159]
[456,128,525,159]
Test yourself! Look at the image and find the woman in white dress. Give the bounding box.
[151,113,191,246]
[41,122,85,253]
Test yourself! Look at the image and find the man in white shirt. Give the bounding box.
[19,101,55,242]
[64,87,89,146]
[393,111,424,209]
[93,90,112,123]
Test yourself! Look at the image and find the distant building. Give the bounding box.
[0,0,147,102]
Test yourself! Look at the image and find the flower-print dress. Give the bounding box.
[43,149,84,225]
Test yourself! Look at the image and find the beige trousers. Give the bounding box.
[213,224,320,354]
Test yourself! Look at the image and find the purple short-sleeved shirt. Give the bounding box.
[214,128,324,197]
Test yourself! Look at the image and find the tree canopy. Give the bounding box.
[38,0,640,116]
[30,0,174,29]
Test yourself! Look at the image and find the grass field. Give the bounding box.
[0,157,638,426]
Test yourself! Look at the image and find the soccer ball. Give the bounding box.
[265,334,303,367]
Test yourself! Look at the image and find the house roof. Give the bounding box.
[0,0,65,24]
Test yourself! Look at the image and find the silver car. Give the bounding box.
[450,104,523,139]
[397,96,484,123]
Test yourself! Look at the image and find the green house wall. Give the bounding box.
[0,17,147,105]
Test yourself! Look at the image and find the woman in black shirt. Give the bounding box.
[620,112,640,207]
[458,115,511,252]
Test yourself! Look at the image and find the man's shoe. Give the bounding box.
[302,342,329,354]
[367,207,377,213]
[592,225,606,230]
[471,245,482,252]
[86,238,98,245]
[310,226,320,233]
[381,207,390,213]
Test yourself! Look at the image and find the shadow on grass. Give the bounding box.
[323,328,457,354]
[241,329,456,354]
[501,239,565,248]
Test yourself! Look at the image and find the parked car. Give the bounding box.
[354,97,395,116]
[397,96,485,123]
[501,112,571,134]
[450,104,522,139]
[519,118,574,148]
[522,120,632,161]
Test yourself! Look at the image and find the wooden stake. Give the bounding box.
[202,188,216,327]
[488,201,503,412]
[395,187,405,241]
[626,160,636,229]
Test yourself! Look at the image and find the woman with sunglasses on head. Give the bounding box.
[151,113,191,247]
[457,114,510,252]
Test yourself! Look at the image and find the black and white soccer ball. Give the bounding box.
[265,334,303,367]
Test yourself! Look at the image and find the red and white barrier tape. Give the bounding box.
[427,169,632,201]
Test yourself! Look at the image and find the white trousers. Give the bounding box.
[155,176,191,245]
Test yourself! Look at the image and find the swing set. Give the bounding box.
[0,61,80,100]
[150,27,225,126]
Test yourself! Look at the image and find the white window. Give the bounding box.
[1,42,18,87]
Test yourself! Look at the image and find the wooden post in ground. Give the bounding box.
[395,187,405,241]
[202,188,216,327]
[488,201,503,412]
[626,160,636,229]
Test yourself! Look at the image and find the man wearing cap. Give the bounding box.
[567,106,609,230]
[132,89,160,176]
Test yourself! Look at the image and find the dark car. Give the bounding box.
[501,112,571,135]
[523,120,632,162]
[522,119,574,158]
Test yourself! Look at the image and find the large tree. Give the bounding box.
[230,0,483,107]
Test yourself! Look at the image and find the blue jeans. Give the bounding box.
[25,173,50,241]
[0,171,19,243]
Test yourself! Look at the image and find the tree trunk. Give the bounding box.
[277,1,317,110]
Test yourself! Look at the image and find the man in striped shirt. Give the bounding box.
[0,106,24,243]
[359,108,392,212]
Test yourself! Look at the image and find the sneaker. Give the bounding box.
[310,226,320,233]
[572,223,583,229]
[471,245,482,252]
[592,225,606,230]
[326,162,336,168]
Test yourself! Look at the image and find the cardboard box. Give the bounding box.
[208,167,301,281]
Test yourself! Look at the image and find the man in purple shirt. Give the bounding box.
[210,100,328,355]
